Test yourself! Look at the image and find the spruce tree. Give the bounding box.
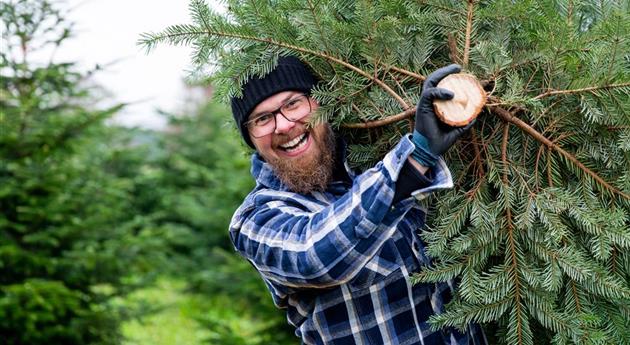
[1,1,154,343]
[140,1,630,344]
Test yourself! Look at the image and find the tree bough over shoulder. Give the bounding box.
[140,1,630,344]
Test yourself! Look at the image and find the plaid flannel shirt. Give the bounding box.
[229,136,486,345]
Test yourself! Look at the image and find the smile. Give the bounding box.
[279,132,309,153]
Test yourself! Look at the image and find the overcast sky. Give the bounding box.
[47,0,223,129]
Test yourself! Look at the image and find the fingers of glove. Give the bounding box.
[424,64,462,88]
[422,87,455,101]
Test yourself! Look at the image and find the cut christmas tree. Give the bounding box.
[140,1,630,344]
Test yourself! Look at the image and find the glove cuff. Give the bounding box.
[411,131,439,167]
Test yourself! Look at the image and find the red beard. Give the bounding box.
[266,124,336,194]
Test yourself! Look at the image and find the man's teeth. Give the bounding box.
[279,133,308,151]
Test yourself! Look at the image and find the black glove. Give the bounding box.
[411,64,475,167]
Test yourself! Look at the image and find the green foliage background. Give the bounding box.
[1,2,144,343]
[1,0,295,344]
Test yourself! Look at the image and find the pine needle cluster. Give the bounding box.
[139,1,629,344]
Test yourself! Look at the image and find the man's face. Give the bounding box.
[249,91,335,193]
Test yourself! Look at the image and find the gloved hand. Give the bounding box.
[411,64,476,167]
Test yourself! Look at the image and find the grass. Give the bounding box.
[118,272,296,345]
[121,278,211,345]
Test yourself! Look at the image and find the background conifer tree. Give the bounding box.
[140,0,629,344]
[144,102,296,344]
[0,1,159,343]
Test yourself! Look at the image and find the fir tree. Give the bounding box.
[1,1,155,343]
[140,1,630,344]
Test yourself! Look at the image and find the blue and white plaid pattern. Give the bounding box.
[230,136,486,345]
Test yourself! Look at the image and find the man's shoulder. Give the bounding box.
[229,186,261,235]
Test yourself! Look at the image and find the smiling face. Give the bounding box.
[249,91,335,193]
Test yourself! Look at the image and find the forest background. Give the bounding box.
[3,0,629,344]
[1,0,296,344]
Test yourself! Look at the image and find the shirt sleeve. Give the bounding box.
[392,160,432,204]
[229,135,453,289]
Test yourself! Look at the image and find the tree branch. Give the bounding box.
[463,0,475,68]
[305,0,344,89]
[417,0,466,16]
[503,143,524,344]
[388,65,426,81]
[502,123,509,169]
[363,55,426,81]
[490,106,629,200]
[343,96,628,200]
[547,148,554,187]
[470,128,485,177]
[148,26,629,201]
[532,82,630,100]
[342,107,415,129]
[143,29,410,109]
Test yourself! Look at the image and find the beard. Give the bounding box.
[265,124,336,194]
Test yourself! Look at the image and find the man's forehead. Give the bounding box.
[250,91,302,118]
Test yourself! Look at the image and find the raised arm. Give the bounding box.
[229,137,453,289]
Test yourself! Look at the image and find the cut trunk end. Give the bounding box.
[433,73,486,126]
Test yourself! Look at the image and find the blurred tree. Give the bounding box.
[134,101,296,344]
[0,1,158,343]
[148,102,254,260]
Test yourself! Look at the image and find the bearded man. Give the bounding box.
[229,56,486,345]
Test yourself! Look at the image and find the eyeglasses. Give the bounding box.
[245,94,312,138]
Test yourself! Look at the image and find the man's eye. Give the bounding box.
[284,98,304,110]
[254,113,273,126]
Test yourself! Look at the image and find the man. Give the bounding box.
[229,56,486,345]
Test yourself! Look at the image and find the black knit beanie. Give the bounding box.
[230,56,317,149]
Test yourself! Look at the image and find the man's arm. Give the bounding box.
[230,137,453,290]
[392,65,475,203]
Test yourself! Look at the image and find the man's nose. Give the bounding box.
[274,113,295,134]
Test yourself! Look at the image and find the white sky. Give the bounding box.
[46,0,223,129]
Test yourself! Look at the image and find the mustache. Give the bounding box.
[272,129,309,146]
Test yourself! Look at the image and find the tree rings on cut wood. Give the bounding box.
[433,73,486,126]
